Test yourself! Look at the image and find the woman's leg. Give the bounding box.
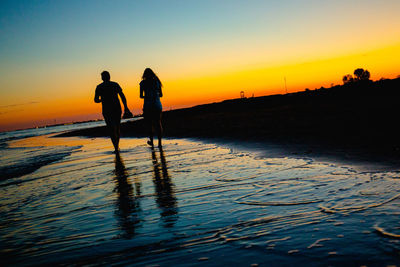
[156,111,163,147]
[144,111,154,146]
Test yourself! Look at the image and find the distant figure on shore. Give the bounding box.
[95,71,131,152]
[140,68,163,147]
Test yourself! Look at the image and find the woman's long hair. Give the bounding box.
[142,68,162,88]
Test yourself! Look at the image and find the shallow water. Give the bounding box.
[1,132,400,266]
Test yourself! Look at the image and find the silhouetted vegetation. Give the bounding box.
[342,74,354,84]
[343,68,371,84]
[354,68,370,81]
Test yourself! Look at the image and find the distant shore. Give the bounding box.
[57,78,400,163]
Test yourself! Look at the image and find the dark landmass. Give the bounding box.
[57,78,400,160]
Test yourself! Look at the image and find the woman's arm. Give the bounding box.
[158,86,163,98]
[140,83,145,98]
[157,81,163,97]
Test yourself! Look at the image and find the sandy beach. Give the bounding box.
[1,126,400,265]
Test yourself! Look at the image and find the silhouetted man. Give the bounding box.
[95,71,129,152]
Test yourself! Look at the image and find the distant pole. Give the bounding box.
[284,76,288,94]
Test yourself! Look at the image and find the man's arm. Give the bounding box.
[119,91,128,110]
[94,87,101,103]
[115,83,128,110]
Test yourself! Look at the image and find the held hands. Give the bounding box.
[122,108,134,119]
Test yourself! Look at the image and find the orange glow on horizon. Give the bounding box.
[1,42,400,132]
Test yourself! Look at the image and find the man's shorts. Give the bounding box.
[103,111,121,126]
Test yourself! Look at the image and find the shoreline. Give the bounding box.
[56,78,400,167]
[55,124,400,171]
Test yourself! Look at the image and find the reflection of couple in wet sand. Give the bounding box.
[150,147,178,228]
[113,147,177,237]
[113,153,141,238]
[95,68,163,152]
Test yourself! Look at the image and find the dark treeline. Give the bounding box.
[58,76,400,157]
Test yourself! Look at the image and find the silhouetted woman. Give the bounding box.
[140,68,163,147]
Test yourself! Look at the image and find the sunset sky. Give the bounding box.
[1,0,400,131]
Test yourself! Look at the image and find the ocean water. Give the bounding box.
[1,122,400,266]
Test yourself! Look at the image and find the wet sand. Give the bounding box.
[2,134,400,266]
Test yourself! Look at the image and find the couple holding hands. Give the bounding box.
[94,68,163,152]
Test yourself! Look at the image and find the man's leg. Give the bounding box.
[115,122,121,150]
[109,124,119,152]
[105,116,120,152]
